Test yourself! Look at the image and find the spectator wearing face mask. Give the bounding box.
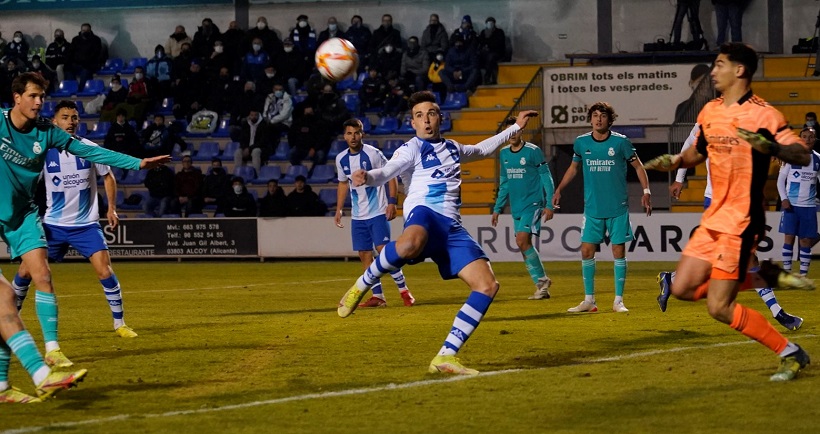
[221,21,247,62]
[441,36,479,95]
[318,16,345,46]
[428,51,447,100]
[346,15,372,72]
[3,31,28,67]
[290,14,319,63]
[67,23,104,89]
[262,83,293,147]
[359,68,387,115]
[193,18,222,60]
[205,40,231,80]
[104,108,141,157]
[203,158,231,209]
[401,36,429,92]
[278,38,309,97]
[45,29,71,84]
[100,74,129,121]
[145,45,174,100]
[245,17,282,59]
[242,37,270,83]
[422,14,448,63]
[166,25,193,58]
[28,56,57,94]
[172,42,195,83]
[804,112,818,130]
[124,66,151,121]
[477,17,507,85]
[450,15,478,49]
[370,14,402,55]
[370,40,403,78]
[219,177,257,217]
[256,63,282,97]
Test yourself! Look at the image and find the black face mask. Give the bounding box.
[211,168,224,175]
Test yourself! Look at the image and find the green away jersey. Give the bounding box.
[493,142,555,215]
[0,109,142,226]
[572,131,635,218]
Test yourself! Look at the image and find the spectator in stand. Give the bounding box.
[422,14,448,62]
[219,177,257,217]
[174,59,208,122]
[221,21,247,63]
[318,16,345,46]
[205,39,232,80]
[142,114,187,158]
[359,67,387,114]
[123,66,151,122]
[28,56,57,94]
[143,165,176,217]
[67,23,104,89]
[478,17,507,85]
[4,58,22,88]
[804,112,817,129]
[193,18,221,60]
[370,41,402,78]
[289,14,318,64]
[279,37,309,97]
[450,15,478,49]
[100,75,129,121]
[45,29,70,84]
[346,15,371,73]
[166,25,193,58]
[241,37,270,83]
[175,155,204,217]
[2,31,28,67]
[315,82,351,142]
[441,36,480,95]
[229,80,262,130]
[259,179,288,217]
[203,158,231,209]
[209,66,242,116]
[262,82,293,146]
[246,17,282,60]
[256,63,283,96]
[428,50,447,99]
[401,36,429,92]
[235,109,272,175]
[288,105,326,168]
[172,42,194,83]
[286,175,327,216]
[382,72,411,118]
[370,14,402,56]
[145,45,174,100]
[104,108,141,156]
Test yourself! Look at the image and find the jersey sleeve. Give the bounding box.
[460,124,520,163]
[676,124,699,182]
[572,140,582,163]
[767,108,809,150]
[335,154,347,182]
[54,128,142,170]
[366,143,417,186]
[621,137,637,162]
[777,164,788,201]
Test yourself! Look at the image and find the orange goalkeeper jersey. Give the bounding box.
[695,91,807,235]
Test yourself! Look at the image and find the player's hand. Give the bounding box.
[781,199,792,210]
[351,169,368,187]
[552,190,562,210]
[643,154,681,172]
[334,209,344,228]
[669,181,684,200]
[515,110,539,129]
[491,212,499,227]
[738,127,779,155]
[140,155,172,169]
[642,193,652,216]
[107,208,119,228]
[543,208,554,222]
[386,204,397,221]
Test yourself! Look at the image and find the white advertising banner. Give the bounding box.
[543,64,698,127]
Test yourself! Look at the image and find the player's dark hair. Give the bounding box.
[503,116,517,126]
[719,42,758,79]
[11,72,49,96]
[587,102,617,126]
[54,100,78,113]
[408,91,438,112]
[343,118,363,130]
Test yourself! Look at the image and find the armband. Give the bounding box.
[388,197,398,205]
[643,188,651,195]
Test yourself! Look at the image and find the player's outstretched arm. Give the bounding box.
[140,155,172,169]
[738,127,810,166]
[462,111,538,162]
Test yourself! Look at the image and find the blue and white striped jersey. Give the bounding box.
[336,144,390,220]
[778,151,820,207]
[43,138,111,227]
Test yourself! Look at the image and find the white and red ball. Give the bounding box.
[315,38,358,81]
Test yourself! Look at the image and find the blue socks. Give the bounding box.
[438,291,493,356]
[101,274,125,328]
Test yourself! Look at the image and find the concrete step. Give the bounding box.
[461,159,497,181]
[461,181,497,204]
[754,78,820,101]
[468,85,525,108]
[768,101,820,126]
[497,63,542,85]
[762,55,816,79]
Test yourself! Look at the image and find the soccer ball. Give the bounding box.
[315,38,358,81]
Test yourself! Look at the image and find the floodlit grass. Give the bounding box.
[0,260,817,433]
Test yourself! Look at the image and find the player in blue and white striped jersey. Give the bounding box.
[337,90,538,375]
[777,126,820,276]
[334,118,414,308]
[13,101,138,373]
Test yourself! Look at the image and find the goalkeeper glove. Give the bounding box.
[643,154,682,172]
[737,127,780,156]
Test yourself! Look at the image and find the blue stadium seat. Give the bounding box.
[308,164,336,184]
[121,57,148,74]
[234,165,256,183]
[337,77,356,91]
[75,100,95,119]
[187,213,208,218]
[251,165,282,185]
[212,118,231,137]
[342,93,359,113]
[440,112,452,133]
[109,167,126,181]
[98,58,124,75]
[76,79,105,97]
[292,94,307,105]
[270,141,290,161]
[280,164,309,184]
[119,190,147,211]
[328,140,347,159]
[120,169,148,185]
[439,92,468,110]
[381,139,403,159]
[318,188,338,209]
[432,91,442,104]
[222,141,240,158]
[355,73,366,89]
[396,115,414,134]
[156,97,174,116]
[39,101,56,118]
[76,122,88,136]
[86,121,110,140]
[51,80,78,97]
[363,139,379,149]
[372,116,399,135]
[194,142,220,161]
[357,116,372,132]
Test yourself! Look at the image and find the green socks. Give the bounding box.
[523,246,547,284]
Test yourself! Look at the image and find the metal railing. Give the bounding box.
[496,67,544,144]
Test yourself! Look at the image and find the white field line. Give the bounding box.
[56,279,350,298]
[3,334,815,434]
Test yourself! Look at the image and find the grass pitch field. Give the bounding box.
[1,260,817,433]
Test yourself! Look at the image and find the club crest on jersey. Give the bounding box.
[608,147,615,157]
[75,156,91,170]
[51,175,61,186]
[33,141,42,154]
[520,157,526,165]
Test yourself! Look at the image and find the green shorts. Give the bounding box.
[0,209,47,260]
[581,211,634,245]
[512,205,543,235]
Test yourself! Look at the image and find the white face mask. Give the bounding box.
[233,185,243,194]
[436,54,444,61]
[134,73,143,80]
[486,22,495,30]
[384,46,394,53]
[284,46,293,53]
[274,90,284,98]
[253,44,262,52]
[13,37,22,43]
[265,72,275,78]
[32,62,41,68]
[328,24,337,31]
[214,46,223,53]
[257,22,266,30]
[298,20,308,28]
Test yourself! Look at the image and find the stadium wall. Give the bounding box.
[0,1,814,62]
